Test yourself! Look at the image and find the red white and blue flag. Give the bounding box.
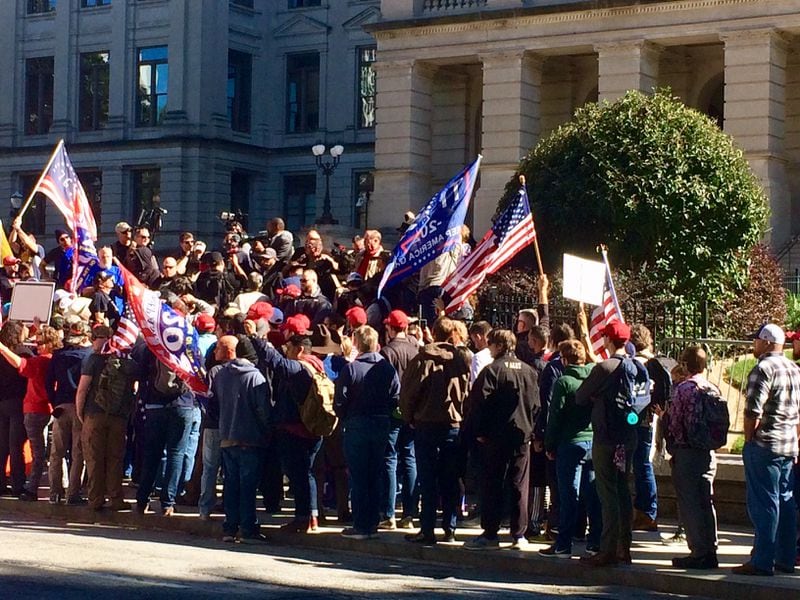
[107,306,141,355]
[119,264,208,394]
[442,186,536,314]
[33,140,98,240]
[588,250,624,360]
[378,156,482,297]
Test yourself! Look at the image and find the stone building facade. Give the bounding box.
[370,0,800,268]
[0,0,380,247]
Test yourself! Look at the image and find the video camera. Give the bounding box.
[219,210,249,237]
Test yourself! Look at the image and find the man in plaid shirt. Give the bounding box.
[733,324,800,576]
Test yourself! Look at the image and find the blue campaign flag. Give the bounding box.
[378,155,482,297]
[68,225,101,293]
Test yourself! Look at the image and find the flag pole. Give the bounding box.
[597,244,624,324]
[519,174,544,274]
[17,139,64,220]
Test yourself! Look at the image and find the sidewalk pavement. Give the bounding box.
[1,483,798,600]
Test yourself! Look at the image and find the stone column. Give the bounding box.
[100,166,125,237]
[371,59,436,232]
[476,51,542,232]
[723,29,789,247]
[51,0,74,137]
[107,0,130,136]
[0,1,19,145]
[596,41,662,102]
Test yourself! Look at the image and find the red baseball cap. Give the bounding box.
[602,321,631,344]
[383,309,409,330]
[277,284,301,299]
[247,301,274,322]
[194,313,216,333]
[346,306,367,327]
[282,314,311,336]
[3,256,21,267]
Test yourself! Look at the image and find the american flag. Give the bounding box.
[33,140,97,241]
[442,186,536,314]
[107,306,141,355]
[588,251,624,360]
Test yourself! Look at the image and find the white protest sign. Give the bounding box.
[562,254,606,306]
[8,280,55,324]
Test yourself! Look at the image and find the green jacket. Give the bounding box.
[545,363,594,452]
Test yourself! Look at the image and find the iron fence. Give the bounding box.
[477,288,708,347]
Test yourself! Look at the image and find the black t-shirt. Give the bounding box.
[89,291,120,330]
[81,352,108,416]
[0,271,16,304]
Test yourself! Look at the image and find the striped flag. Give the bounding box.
[33,140,97,241]
[442,186,536,314]
[588,250,624,360]
[107,306,141,355]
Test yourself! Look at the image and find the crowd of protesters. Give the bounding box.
[0,211,799,576]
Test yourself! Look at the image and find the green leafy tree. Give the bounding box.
[501,90,769,301]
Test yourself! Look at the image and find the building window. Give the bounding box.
[81,0,110,7]
[18,175,47,236]
[357,46,376,129]
[132,169,161,226]
[353,171,374,229]
[136,46,168,127]
[25,57,54,135]
[283,174,317,232]
[79,52,109,131]
[77,171,103,230]
[286,53,319,134]
[230,171,251,230]
[228,50,252,133]
[289,0,321,8]
[28,1,56,14]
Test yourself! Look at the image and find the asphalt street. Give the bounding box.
[0,515,699,600]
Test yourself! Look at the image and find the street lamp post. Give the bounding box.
[9,191,23,220]
[312,143,344,225]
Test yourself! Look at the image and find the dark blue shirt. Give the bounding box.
[45,345,93,407]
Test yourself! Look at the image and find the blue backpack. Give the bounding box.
[606,356,651,439]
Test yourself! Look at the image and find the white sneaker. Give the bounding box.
[510,537,529,550]
[378,517,397,531]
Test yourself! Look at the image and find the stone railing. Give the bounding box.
[422,0,489,13]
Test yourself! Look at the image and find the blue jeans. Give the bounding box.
[178,406,202,497]
[397,424,419,519]
[633,426,657,519]
[345,416,391,534]
[198,428,221,517]
[279,429,322,520]
[555,440,601,552]
[743,441,797,572]
[23,413,50,496]
[136,406,194,509]
[381,424,400,519]
[415,424,461,535]
[221,445,265,538]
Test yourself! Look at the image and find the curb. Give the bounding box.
[1,498,797,600]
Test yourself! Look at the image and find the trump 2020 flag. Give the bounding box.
[33,140,98,241]
[588,248,624,360]
[119,264,208,394]
[68,225,101,293]
[378,155,482,297]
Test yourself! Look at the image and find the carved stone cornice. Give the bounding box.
[371,0,787,42]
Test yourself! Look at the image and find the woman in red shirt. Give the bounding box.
[0,324,62,501]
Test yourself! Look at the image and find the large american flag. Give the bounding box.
[33,140,98,240]
[588,251,624,360]
[442,187,536,314]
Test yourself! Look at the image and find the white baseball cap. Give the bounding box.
[752,323,785,345]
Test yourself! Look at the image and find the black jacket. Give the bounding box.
[466,351,539,448]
